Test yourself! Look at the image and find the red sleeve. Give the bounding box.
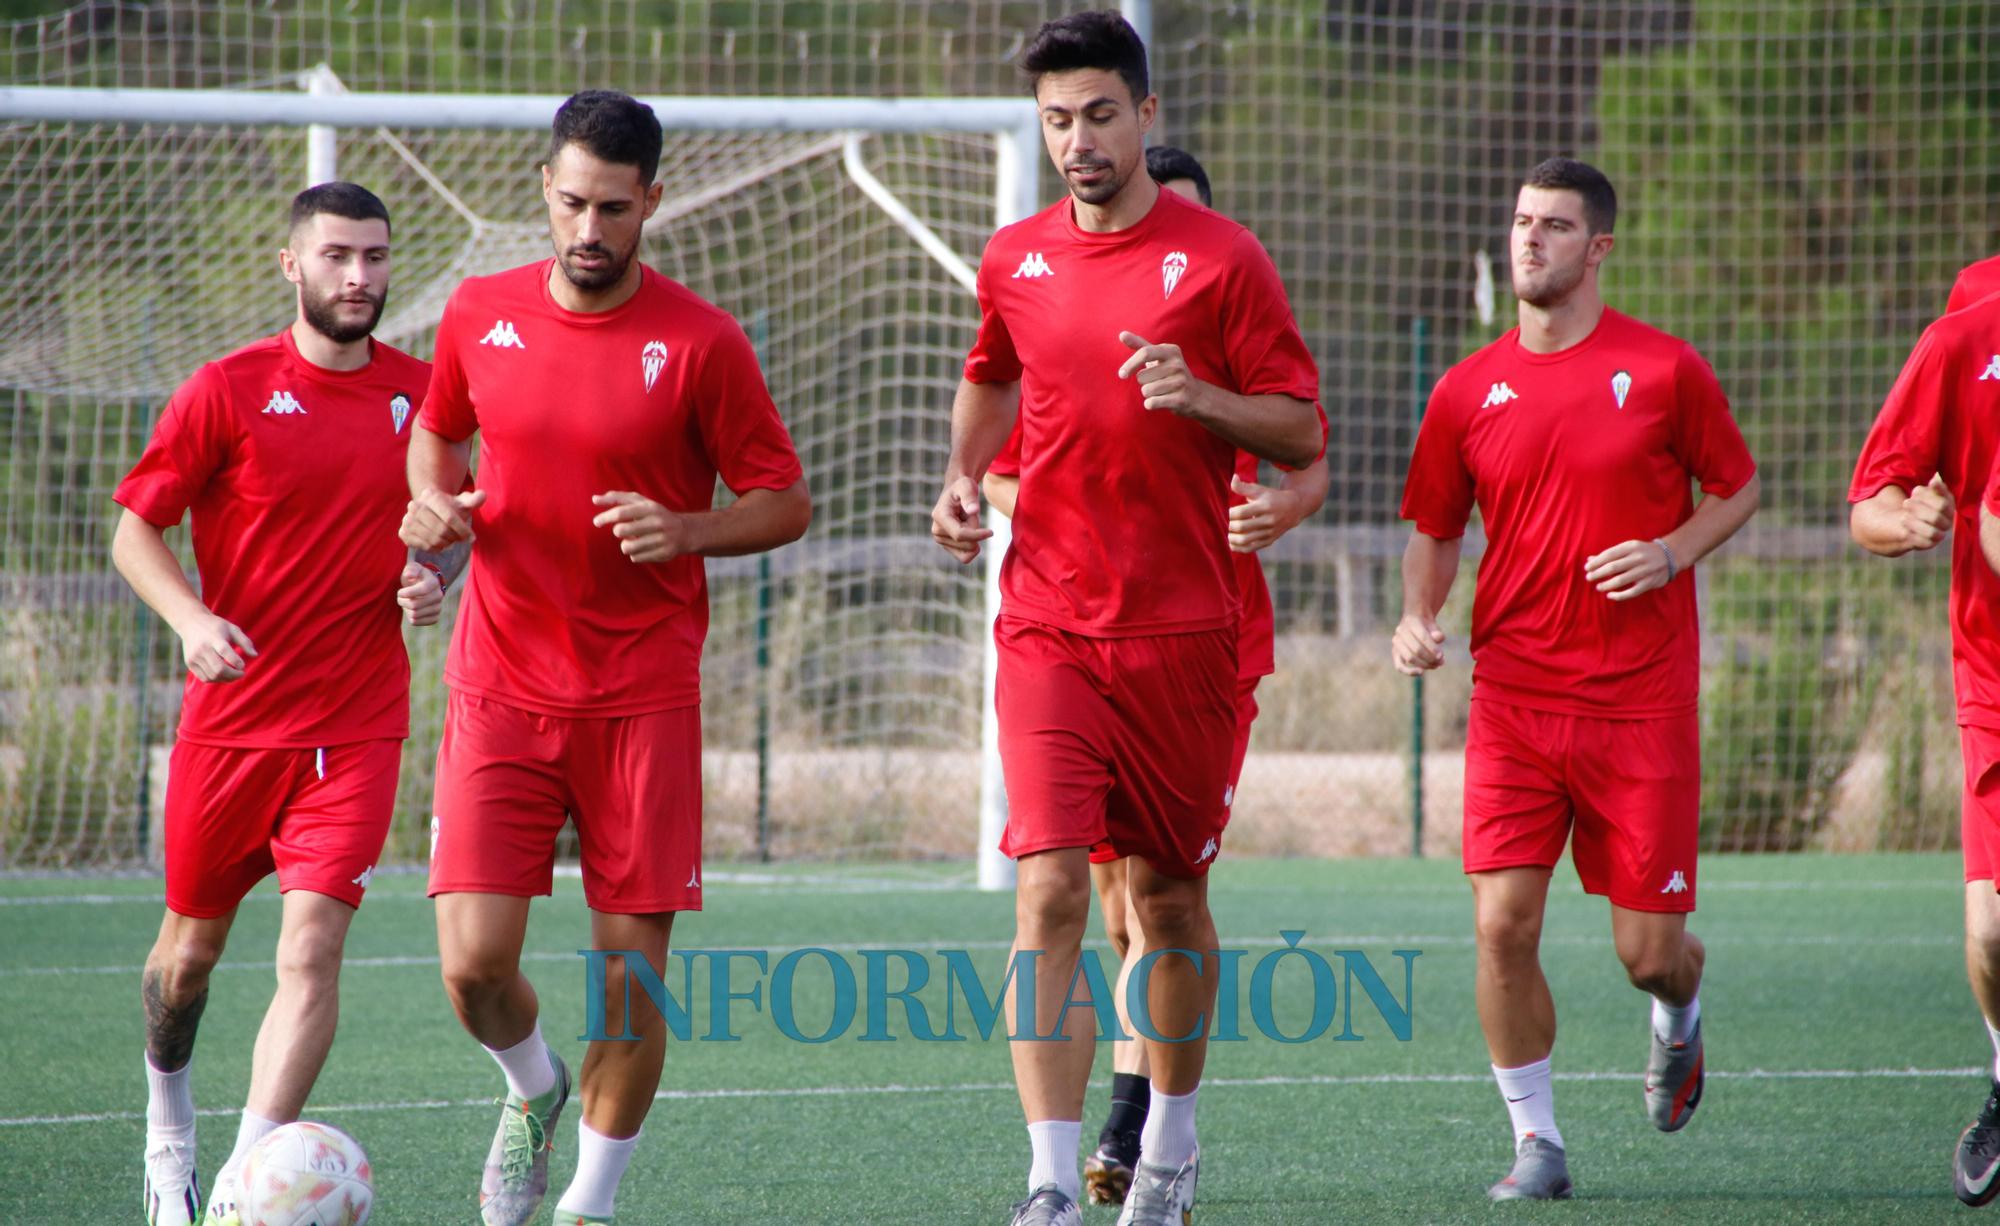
[987,423,1023,477]
[417,292,478,442]
[695,316,805,496]
[113,363,234,528]
[964,244,1023,385]
[1669,343,1756,498]
[1984,440,2000,520]
[1398,372,1473,540]
[1849,324,1945,504]
[1219,228,1326,462]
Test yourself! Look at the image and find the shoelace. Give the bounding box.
[145,1133,197,1177]
[1123,1165,1188,1220]
[494,1097,549,1183]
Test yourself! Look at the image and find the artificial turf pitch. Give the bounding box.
[0,853,1979,1223]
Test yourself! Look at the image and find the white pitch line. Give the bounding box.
[0,1066,1980,1129]
[0,927,1966,979]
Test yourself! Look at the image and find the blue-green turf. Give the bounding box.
[0,854,1977,1223]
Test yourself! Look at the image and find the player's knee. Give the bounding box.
[1102,910,1134,959]
[1016,883,1091,941]
[1617,946,1677,993]
[1130,886,1203,942]
[157,930,226,985]
[274,927,346,990]
[439,947,518,1004]
[1473,907,1541,961]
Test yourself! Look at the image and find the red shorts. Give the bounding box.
[1089,674,1261,865]
[428,690,703,914]
[1462,697,1700,913]
[996,616,1236,879]
[163,738,401,919]
[1960,725,2000,885]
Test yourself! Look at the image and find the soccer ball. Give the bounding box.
[237,1121,374,1226]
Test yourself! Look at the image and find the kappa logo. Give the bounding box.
[479,319,526,349]
[389,393,412,433]
[429,816,441,863]
[1482,381,1519,409]
[1011,252,1054,279]
[1980,354,2000,382]
[1222,784,1235,809]
[1660,869,1689,894]
[1612,369,1633,409]
[1196,837,1219,864]
[686,865,701,889]
[350,864,374,890]
[1162,250,1189,300]
[642,340,670,393]
[261,390,306,416]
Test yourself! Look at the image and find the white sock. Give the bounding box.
[1652,994,1701,1045]
[1138,1086,1199,1170]
[222,1109,281,1173]
[1493,1056,1562,1150]
[1985,1017,2000,1082]
[145,1055,194,1135]
[555,1120,641,1218]
[484,1022,557,1101]
[1026,1119,1082,1200]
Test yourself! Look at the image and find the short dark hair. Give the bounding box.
[1146,145,1211,207]
[1522,156,1616,234]
[1021,10,1149,106]
[549,89,664,184]
[290,181,390,238]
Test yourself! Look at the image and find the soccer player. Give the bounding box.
[1857,288,2000,1205]
[399,91,809,1226]
[1394,157,1759,1201]
[1947,254,2000,313]
[981,143,1331,1208]
[931,16,1324,1225]
[114,182,449,1226]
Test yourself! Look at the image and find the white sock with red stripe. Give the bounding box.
[1652,993,1700,1045]
[1492,1056,1562,1150]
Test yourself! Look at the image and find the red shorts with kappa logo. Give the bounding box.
[428,690,703,914]
[1959,725,2000,886]
[1462,696,1700,913]
[163,738,401,919]
[1089,675,1260,865]
[996,615,1236,880]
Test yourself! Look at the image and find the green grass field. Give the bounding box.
[0,853,1981,1223]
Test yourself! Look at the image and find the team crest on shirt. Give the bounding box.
[389,393,411,433]
[1162,250,1189,300]
[1611,369,1633,410]
[642,340,670,393]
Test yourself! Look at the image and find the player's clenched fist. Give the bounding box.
[1118,331,1211,416]
[592,490,689,564]
[1390,611,1446,676]
[931,476,992,564]
[178,611,258,682]
[401,487,485,550]
[1901,473,1955,552]
[397,561,444,626]
[1228,474,1307,553]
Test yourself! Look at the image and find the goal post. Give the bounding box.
[0,83,1034,889]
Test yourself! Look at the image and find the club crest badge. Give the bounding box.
[1162,251,1189,300]
[1611,369,1632,410]
[642,341,670,393]
[389,393,411,433]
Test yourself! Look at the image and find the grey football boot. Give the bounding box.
[479,1047,571,1226]
[1644,1018,1705,1132]
[1487,1135,1574,1201]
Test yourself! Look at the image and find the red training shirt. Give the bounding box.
[419,261,803,717]
[988,430,1275,679]
[1854,292,2000,729]
[965,188,1322,638]
[114,329,432,748]
[1401,309,1756,718]
[1947,255,2000,314]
